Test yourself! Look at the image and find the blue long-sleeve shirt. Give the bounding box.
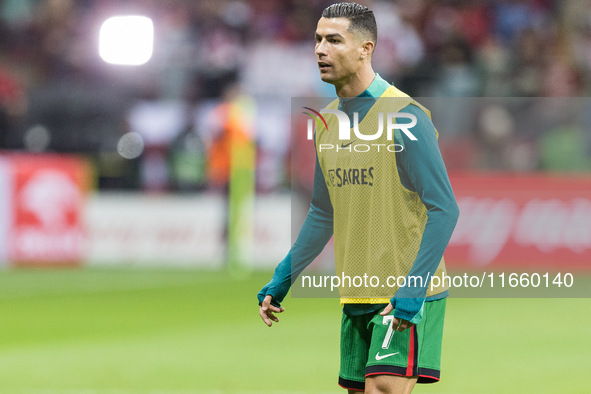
[258,74,459,323]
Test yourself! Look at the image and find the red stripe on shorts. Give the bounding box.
[406,327,416,376]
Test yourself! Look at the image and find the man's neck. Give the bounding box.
[334,67,376,98]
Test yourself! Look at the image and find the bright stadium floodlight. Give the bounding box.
[99,15,154,66]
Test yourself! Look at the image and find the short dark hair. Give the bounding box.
[322,2,377,44]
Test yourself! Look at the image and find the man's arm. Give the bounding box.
[258,154,334,325]
[382,104,459,328]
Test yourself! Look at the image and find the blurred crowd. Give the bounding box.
[0,0,590,193]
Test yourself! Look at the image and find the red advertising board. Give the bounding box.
[446,173,591,270]
[2,154,92,267]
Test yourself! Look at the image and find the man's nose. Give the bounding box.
[316,41,326,57]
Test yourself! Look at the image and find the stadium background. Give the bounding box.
[0,0,590,393]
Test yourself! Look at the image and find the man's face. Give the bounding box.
[315,17,364,85]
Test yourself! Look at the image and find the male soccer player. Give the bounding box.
[257,3,459,393]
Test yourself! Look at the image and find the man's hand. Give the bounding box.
[259,295,285,327]
[380,302,414,332]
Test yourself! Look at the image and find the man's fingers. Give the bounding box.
[259,295,285,327]
[261,295,284,313]
[259,308,273,327]
[379,304,414,332]
[267,304,284,313]
[392,318,414,332]
[380,303,394,316]
[261,296,285,313]
[259,295,274,326]
[261,295,272,310]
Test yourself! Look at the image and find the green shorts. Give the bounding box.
[338,298,446,391]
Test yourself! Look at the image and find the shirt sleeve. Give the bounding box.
[257,153,334,307]
[391,104,460,324]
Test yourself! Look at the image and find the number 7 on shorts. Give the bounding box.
[381,315,395,349]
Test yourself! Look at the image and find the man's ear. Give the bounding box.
[361,40,375,59]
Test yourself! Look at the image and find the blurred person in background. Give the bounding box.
[511,27,544,96]
[257,3,459,393]
[0,61,26,148]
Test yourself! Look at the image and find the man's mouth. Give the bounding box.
[318,61,331,71]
